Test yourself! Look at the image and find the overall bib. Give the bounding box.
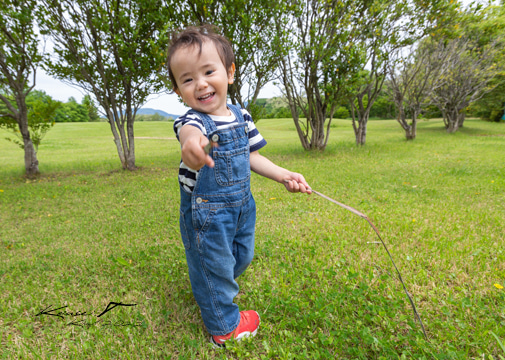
[178,104,256,335]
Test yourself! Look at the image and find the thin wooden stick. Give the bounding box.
[284,180,428,340]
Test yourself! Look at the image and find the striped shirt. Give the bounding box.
[173,108,267,193]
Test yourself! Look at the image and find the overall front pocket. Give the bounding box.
[213,147,250,186]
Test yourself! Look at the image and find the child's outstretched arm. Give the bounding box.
[179,125,215,170]
[250,151,311,194]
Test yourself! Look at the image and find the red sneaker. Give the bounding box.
[211,310,260,348]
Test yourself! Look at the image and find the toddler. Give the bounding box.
[167,25,311,347]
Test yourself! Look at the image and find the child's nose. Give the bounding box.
[196,78,208,90]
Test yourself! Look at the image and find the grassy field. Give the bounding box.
[0,118,504,359]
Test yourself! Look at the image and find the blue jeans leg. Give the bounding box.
[233,194,256,279]
[179,190,256,336]
[180,202,240,335]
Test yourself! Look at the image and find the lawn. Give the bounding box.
[0,118,504,359]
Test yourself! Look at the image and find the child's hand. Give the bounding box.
[181,133,215,170]
[283,173,312,194]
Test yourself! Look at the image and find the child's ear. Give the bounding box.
[227,63,236,84]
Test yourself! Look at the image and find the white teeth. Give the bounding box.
[199,93,214,100]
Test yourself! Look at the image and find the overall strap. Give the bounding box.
[187,109,216,135]
[227,104,245,124]
[188,104,245,138]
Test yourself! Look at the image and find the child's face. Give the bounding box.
[171,40,235,116]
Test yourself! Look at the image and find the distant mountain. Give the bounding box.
[137,108,180,119]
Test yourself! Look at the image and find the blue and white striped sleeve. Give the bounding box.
[173,112,207,141]
[241,109,267,152]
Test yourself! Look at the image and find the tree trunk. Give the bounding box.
[292,114,310,150]
[17,104,39,175]
[356,121,367,145]
[125,150,135,170]
[353,108,369,145]
[405,114,418,141]
[396,107,416,140]
[447,123,459,133]
[445,109,460,133]
[457,111,465,128]
[126,116,136,170]
[22,136,39,175]
[106,109,136,170]
[310,113,327,150]
[405,126,415,140]
[111,128,127,168]
[446,118,459,133]
[280,57,311,150]
[351,91,372,146]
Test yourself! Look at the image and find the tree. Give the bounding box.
[256,97,292,119]
[427,2,505,132]
[39,0,172,170]
[346,0,445,145]
[277,0,363,150]
[53,97,88,123]
[136,113,166,121]
[387,41,448,140]
[368,87,395,120]
[471,75,505,122]
[82,94,100,122]
[0,0,45,175]
[1,90,59,154]
[430,36,503,133]
[171,0,282,122]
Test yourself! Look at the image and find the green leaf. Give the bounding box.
[115,257,130,267]
[491,331,505,355]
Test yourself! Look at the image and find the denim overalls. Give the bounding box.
[178,104,256,336]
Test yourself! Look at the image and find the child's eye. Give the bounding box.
[183,78,192,84]
[205,70,214,75]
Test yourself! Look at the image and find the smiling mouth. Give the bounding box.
[198,93,215,101]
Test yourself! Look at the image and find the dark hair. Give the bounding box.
[167,24,235,91]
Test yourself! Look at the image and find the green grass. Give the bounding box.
[1,118,504,359]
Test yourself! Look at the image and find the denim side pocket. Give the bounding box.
[192,207,216,232]
[179,210,191,250]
